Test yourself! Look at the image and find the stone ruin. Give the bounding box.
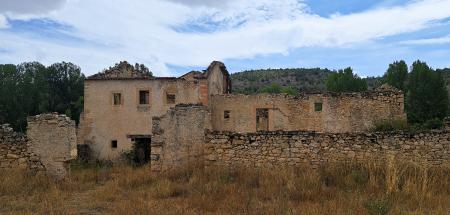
[27,113,77,179]
[0,113,77,179]
[0,124,44,171]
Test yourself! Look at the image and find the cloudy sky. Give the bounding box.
[1,0,450,77]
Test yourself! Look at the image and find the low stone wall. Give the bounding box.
[0,124,44,171]
[27,114,77,179]
[204,131,450,167]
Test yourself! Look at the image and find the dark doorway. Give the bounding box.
[134,138,151,166]
[256,108,269,131]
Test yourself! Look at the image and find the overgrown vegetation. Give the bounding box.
[0,161,449,214]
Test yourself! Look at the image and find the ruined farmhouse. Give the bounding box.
[1,61,449,176]
[78,61,407,164]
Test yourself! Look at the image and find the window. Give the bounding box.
[314,102,323,112]
[111,140,118,148]
[224,110,230,119]
[166,93,176,104]
[113,93,122,105]
[139,90,149,105]
[256,108,269,131]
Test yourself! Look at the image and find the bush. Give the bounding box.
[423,118,444,130]
[364,197,391,215]
[373,118,408,132]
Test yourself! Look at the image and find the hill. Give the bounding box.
[231,68,382,94]
[231,68,450,94]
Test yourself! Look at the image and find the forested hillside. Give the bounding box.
[231,68,383,94]
[231,68,450,94]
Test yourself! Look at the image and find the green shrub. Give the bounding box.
[373,118,408,132]
[364,197,391,215]
[423,118,443,129]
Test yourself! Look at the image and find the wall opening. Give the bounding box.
[139,90,149,105]
[111,140,118,148]
[256,108,269,131]
[314,102,323,112]
[166,93,176,104]
[113,93,122,105]
[224,110,230,119]
[133,138,151,166]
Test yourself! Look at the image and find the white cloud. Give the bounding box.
[1,0,450,75]
[400,35,450,45]
[0,15,8,28]
[0,0,67,14]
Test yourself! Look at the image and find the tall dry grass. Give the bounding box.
[0,160,449,215]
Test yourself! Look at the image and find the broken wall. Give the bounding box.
[0,124,44,171]
[27,114,77,179]
[151,105,211,171]
[210,88,405,133]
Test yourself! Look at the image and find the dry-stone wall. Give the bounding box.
[27,114,77,179]
[204,131,450,167]
[0,124,44,171]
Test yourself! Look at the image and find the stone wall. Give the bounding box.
[151,104,211,171]
[204,131,450,167]
[210,85,405,133]
[27,114,77,179]
[0,124,44,171]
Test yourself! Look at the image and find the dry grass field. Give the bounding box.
[0,160,449,215]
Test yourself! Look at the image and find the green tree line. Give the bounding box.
[0,62,84,131]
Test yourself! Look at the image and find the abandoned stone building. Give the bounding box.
[78,61,231,160]
[78,61,407,163]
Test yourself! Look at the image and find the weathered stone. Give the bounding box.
[203,130,450,168]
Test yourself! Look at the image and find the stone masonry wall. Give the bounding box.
[0,124,44,171]
[152,104,211,171]
[210,85,405,133]
[27,114,77,179]
[204,131,450,167]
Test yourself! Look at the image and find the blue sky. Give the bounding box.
[1,0,450,77]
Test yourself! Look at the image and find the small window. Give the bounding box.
[113,93,122,105]
[139,90,149,105]
[224,110,230,119]
[314,102,323,112]
[166,93,176,104]
[111,140,118,148]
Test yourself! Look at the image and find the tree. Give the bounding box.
[46,62,85,123]
[383,60,408,91]
[325,67,367,92]
[0,61,85,131]
[406,60,448,124]
[135,63,153,77]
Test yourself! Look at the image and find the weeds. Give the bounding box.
[0,160,449,214]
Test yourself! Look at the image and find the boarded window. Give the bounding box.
[224,110,230,119]
[111,140,118,148]
[113,93,121,105]
[256,108,269,131]
[314,102,323,112]
[139,90,149,105]
[166,93,176,104]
